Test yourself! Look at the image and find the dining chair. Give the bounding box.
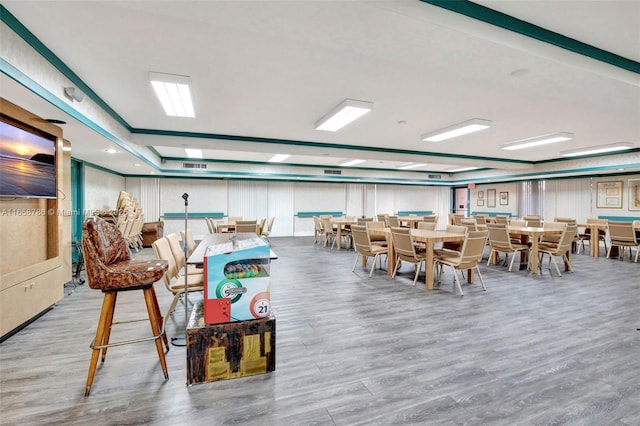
[607,221,640,262]
[435,224,468,256]
[166,233,203,276]
[365,221,388,245]
[321,217,337,249]
[386,215,400,227]
[235,220,258,234]
[357,217,374,224]
[578,218,608,255]
[350,225,389,277]
[509,219,526,227]
[422,215,438,223]
[205,217,217,233]
[435,230,489,295]
[313,216,324,244]
[390,226,427,287]
[376,213,389,223]
[523,215,542,227]
[82,217,169,397]
[486,223,529,271]
[258,217,266,235]
[261,216,276,244]
[417,222,436,231]
[538,221,567,247]
[495,215,509,225]
[538,224,577,275]
[460,218,478,232]
[473,215,487,225]
[152,237,205,320]
[180,229,197,256]
[228,216,243,222]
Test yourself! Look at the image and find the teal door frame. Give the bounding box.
[71,159,84,262]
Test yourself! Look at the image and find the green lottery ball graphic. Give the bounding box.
[215,279,243,303]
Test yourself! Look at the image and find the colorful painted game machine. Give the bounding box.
[203,236,271,324]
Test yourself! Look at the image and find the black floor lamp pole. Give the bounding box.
[171,193,190,347]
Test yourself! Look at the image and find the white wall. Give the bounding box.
[470,183,519,217]
[84,166,125,213]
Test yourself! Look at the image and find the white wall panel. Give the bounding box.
[268,181,294,237]
[543,178,591,223]
[345,184,364,218]
[227,180,268,222]
[84,166,125,212]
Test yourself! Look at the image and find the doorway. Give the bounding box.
[453,187,469,217]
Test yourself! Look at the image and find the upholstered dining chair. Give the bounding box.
[351,224,389,277]
[486,223,529,271]
[166,233,202,275]
[607,221,640,262]
[538,224,577,275]
[81,216,169,397]
[261,216,276,244]
[435,230,489,295]
[235,220,258,234]
[366,220,388,245]
[390,226,427,286]
[180,229,197,256]
[152,237,205,320]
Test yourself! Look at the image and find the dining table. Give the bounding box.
[397,216,423,228]
[331,218,357,250]
[367,227,467,290]
[506,225,564,274]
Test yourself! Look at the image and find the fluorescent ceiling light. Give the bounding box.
[269,154,290,162]
[447,166,480,172]
[149,72,195,118]
[340,159,366,167]
[421,118,491,142]
[184,148,203,159]
[315,99,373,132]
[560,142,634,157]
[501,132,573,150]
[397,163,424,170]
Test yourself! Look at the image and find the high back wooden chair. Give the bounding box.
[81,217,169,397]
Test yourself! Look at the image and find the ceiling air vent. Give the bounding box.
[324,170,342,175]
[428,174,442,179]
[183,162,207,169]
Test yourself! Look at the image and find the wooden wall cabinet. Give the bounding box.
[0,98,69,339]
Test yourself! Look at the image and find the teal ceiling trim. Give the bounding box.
[0,5,132,129]
[134,127,530,166]
[1,60,160,172]
[534,149,640,164]
[422,0,640,74]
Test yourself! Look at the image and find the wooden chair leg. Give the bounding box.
[85,292,116,397]
[143,288,169,380]
[150,286,169,351]
[100,291,117,362]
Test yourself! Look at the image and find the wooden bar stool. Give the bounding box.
[82,216,169,397]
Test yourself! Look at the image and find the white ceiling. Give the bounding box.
[1,0,639,181]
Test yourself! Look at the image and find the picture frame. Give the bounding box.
[596,181,623,209]
[477,199,484,206]
[478,191,484,199]
[499,192,509,206]
[629,179,640,211]
[487,189,496,208]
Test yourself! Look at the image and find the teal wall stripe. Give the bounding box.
[296,211,343,217]
[396,211,434,215]
[422,1,640,74]
[597,216,640,222]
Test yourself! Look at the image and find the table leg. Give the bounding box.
[386,234,396,276]
[590,227,599,257]
[530,237,540,274]
[425,242,435,290]
[336,226,343,250]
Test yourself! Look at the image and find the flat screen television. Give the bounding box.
[0,114,57,199]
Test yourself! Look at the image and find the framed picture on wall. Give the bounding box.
[487,189,496,208]
[629,179,640,211]
[478,191,484,199]
[477,199,484,206]
[596,181,623,208]
[499,192,509,205]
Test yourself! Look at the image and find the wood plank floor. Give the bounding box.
[1,237,639,425]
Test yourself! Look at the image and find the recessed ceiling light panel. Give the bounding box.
[269,154,290,162]
[501,132,573,150]
[315,99,373,132]
[150,72,195,118]
[421,118,491,142]
[560,142,633,157]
